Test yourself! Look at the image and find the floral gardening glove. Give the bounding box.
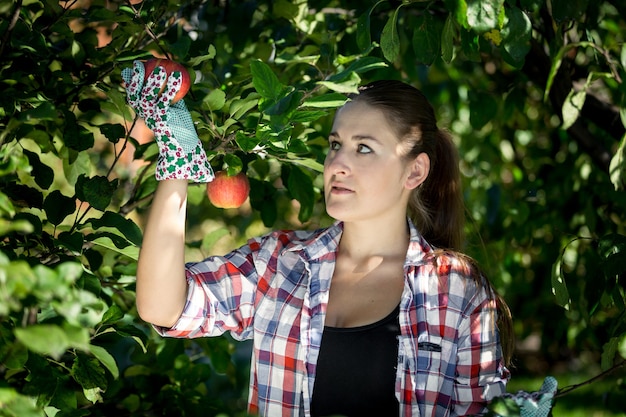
[497,376,558,417]
[121,60,214,182]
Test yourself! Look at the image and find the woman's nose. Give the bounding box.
[325,149,350,175]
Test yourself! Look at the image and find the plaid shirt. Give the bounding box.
[155,221,510,416]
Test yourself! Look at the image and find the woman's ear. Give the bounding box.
[405,153,430,190]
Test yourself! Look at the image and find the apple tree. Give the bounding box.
[0,0,624,416]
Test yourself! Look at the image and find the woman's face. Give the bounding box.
[323,100,426,223]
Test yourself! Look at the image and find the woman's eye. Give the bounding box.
[357,144,372,154]
[329,140,341,150]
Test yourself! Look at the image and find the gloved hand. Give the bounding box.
[121,60,214,182]
[499,376,558,417]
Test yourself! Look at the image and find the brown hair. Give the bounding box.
[349,80,514,365]
[348,80,464,250]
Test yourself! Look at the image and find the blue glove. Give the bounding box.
[122,60,214,182]
[501,376,557,417]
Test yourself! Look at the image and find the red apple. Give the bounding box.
[206,171,250,208]
[143,58,191,103]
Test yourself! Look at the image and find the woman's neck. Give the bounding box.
[339,216,410,262]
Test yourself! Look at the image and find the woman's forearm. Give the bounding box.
[136,179,190,327]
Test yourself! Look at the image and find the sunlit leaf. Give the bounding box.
[203,88,226,111]
[250,60,283,100]
[14,325,70,360]
[90,236,140,260]
[89,344,120,379]
[71,353,107,403]
[466,0,503,32]
[303,93,349,108]
[561,89,586,130]
[86,211,143,247]
[609,134,626,190]
[551,259,571,310]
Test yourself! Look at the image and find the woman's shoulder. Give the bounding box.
[419,249,491,298]
[248,222,342,254]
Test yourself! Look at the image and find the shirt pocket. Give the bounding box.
[416,335,444,373]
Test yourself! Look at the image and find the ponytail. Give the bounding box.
[408,130,465,250]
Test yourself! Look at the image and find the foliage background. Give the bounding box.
[0,0,625,416]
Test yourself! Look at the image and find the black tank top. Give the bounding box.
[311,305,401,417]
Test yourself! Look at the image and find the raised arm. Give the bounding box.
[136,179,189,327]
[122,60,214,327]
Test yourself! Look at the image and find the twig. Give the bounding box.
[0,0,22,58]
[555,360,626,398]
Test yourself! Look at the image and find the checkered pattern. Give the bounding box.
[155,221,510,416]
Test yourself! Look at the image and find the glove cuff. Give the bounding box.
[155,142,215,183]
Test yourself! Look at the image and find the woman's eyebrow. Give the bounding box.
[328,132,380,143]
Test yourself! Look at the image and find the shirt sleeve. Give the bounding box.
[451,274,510,416]
[153,235,265,341]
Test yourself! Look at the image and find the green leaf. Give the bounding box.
[380,8,401,63]
[115,324,148,354]
[250,60,283,100]
[23,149,54,189]
[249,178,278,227]
[100,304,125,326]
[501,6,531,64]
[441,14,456,64]
[0,388,42,417]
[285,165,315,223]
[273,0,300,20]
[413,13,442,65]
[262,89,301,116]
[19,101,57,121]
[90,236,140,260]
[317,74,360,94]
[88,344,120,379]
[204,88,226,111]
[551,259,571,310]
[601,337,619,371]
[609,133,626,190]
[63,113,95,152]
[223,154,243,175]
[229,96,259,119]
[86,211,143,247]
[14,324,70,360]
[561,89,586,130]
[99,123,126,144]
[71,353,107,403]
[76,175,117,211]
[57,231,84,253]
[303,93,349,109]
[356,1,385,52]
[468,91,498,130]
[466,0,503,32]
[43,190,76,226]
[235,131,261,152]
[286,155,324,173]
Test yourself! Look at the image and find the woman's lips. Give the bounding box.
[330,183,353,194]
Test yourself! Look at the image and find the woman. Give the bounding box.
[124,63,512,416]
